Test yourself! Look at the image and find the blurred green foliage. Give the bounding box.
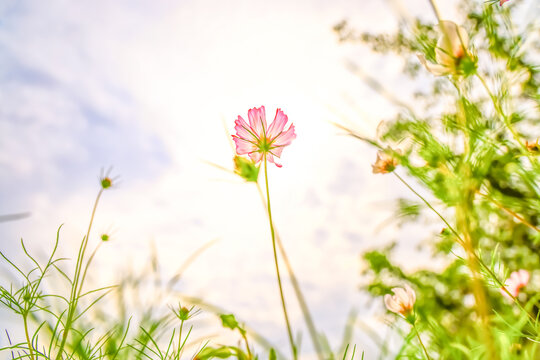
[336,0,540,358]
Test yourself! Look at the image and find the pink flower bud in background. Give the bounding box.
[372,150,398,174]
[384,284,416,316]
[418,20,470,76]
[501,269,530,299]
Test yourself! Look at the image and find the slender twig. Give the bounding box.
[263,152,297,360]
[393,173,459,242]
[477,191,540,232]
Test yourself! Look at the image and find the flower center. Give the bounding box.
[258,137,272,152]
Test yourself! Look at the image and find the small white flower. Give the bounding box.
[384,284,416,316]
[418,20,469,76]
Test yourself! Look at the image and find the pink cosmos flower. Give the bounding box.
[384,284,416,316]
[501,269,530,299]
[418,20,469,76]
[232,106,296,168]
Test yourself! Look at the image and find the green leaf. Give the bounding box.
[196,346,233,359]
[220,314,239,330]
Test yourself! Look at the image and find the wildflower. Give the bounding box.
[418,21,471,76]
[525,139,540,153]
[172,304,200,321]
[501,269,529,299]
[384,284,416,317]
[372,150,398,174]
[232,106,296,168]
[101,177,112,189]
[99,167,119,190]
[499,0,510,5]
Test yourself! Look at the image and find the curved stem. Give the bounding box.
[413,323,431,360]
[241,331,253,360]
[256,183,325,360]
[263,153,297,360]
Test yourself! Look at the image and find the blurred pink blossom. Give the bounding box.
[501,269,530,299]
[499,0,510,6]
[232,106,296,167]
[372,150,398,174]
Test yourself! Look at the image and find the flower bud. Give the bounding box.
[384,284,416,319]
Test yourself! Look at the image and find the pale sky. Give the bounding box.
[1,0,526,358]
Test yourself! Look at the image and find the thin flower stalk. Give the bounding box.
[263,152,297,360]
[413,324,432,360]
[23,314,35,360]
[255,183,325,360]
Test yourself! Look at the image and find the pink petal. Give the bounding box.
[234,116,258,142]
[384,294,401,314]
[267,108,289,141]
[272,124,296,147]
[233,136,257,155]
[267,153,282,167]
[248,151,263,163]
[404,284,416,305]
[393,288,408,305]
[508,284,519,298]
[248,106,267,137]
[269,146,284,158]
[517,270,530,285]
[418,53,450,76]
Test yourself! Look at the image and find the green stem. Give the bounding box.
[263,153,297,360]
[55,189,103,360]
[241,331,253,360]
[77,242,103,300]
[413,323,431,360]
[23,314,35,360]
[256,183,325,360]
[393,173,457,238]
[178,319,184,359]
